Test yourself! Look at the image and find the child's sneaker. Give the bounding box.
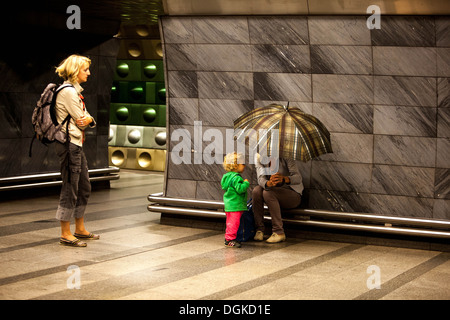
[224,239,241,248]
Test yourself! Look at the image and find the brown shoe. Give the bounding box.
[74,232,100,240]
[60,237,87,247]
[266,233,286,243]
[253,231,264,241]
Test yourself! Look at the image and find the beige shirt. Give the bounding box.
[54,81,95,147]
[255,157,304,195]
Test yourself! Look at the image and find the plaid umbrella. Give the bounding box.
[233,103,332,162]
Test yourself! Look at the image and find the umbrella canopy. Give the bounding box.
[233,103,333,162]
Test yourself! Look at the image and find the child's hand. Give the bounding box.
[244,179,248,182]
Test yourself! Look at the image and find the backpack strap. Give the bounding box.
[50,84,74,126]
[28,134,36,157]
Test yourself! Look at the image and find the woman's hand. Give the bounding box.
[76,116,92,127]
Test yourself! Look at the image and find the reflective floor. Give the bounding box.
[0,170,449,300]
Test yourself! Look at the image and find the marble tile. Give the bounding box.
[83,94,99,135]
[166,158,194,181]
[373,47,436,77]
[308,16,370,45]
[438,78,450,108]
[435,168,450,199]
[20,138,59,176]
[296,159,311,188]
[169,98,198,125]
[256,101,313,114]
[0,61,27,93]
[373,106,436,137]
[164,44,197,71]
[436,138,450,168]
[0,92,25,139]
[195,181,224,201]
[252,44,310,73]
[318,133,373,164]
[193,17,249,44]
[433,199,450,220]
[313,103,373,134]
[167,71,198,98]
[374,76,436,107]
[312,75,373,104]
[198,127,228,162]
[437,48,450,77]
[198,99,253,127]
[161,17,194,44]
[166,178,196,198]
[437,108,450,138]
[168,124,194,153]
[253,72,311,102]
[369,194,433,218]
[374,135,435,167]
[436,17,450,47]
[167,155,224,182]
[95,135,110,169]
[322,185,432,220]
[310,45,372,75]
[196,44,252,72]
[311,161,372,193]
[198,72,253,100]
[308,189,372,213]
[372,165,435,198]
[371,16,435,47]
[96,94,112,136]
[97,55,119,95]
[99,38,121,57]
[248,16,308,45]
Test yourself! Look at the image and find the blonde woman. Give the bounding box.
[221,152,250,248]
[54,54,99,247]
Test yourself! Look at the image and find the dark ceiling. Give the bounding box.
[2,0,164,36]
[0,0,165,79]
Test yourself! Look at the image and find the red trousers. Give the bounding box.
[225,211,243,241]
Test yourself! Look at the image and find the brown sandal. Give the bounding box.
[74,232,100,240]
[60,237,87,247]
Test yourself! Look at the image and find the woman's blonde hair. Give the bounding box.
[55,54,91,83]
[223,152,244,172]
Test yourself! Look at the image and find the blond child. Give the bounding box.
[220,152,250,247]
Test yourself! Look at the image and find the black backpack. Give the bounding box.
[29,83,73,157]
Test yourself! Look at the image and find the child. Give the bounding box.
[221,152,250,248]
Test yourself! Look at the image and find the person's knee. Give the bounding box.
[252,185,263,198]
[262,189,276,202]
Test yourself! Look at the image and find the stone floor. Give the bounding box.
[0,169,449,302]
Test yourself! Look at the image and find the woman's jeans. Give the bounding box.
[252,185,301,235]
[55,142,91,222]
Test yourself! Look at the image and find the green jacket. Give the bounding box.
[221,172,250,212]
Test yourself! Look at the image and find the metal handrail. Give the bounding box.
[147,194,450,239]
[0,167,120,191]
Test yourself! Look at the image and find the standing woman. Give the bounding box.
[54,54,99,247]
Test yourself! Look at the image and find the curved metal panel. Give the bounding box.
[163,0,450,15]
[163,0,309,15]
[308,0,450,15]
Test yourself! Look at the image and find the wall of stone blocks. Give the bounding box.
[160,15,449,221]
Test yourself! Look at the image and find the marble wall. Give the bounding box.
[161,15,449,221]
